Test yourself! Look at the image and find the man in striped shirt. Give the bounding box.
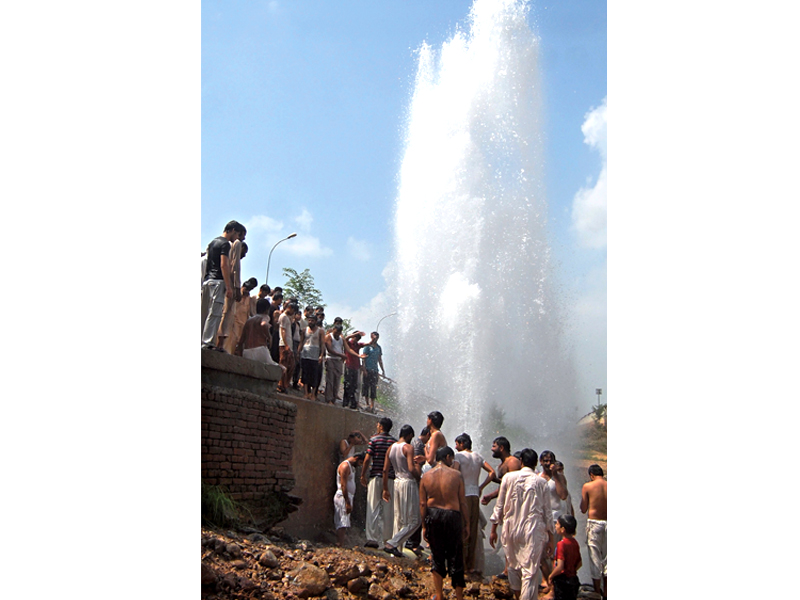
[360,418,397,548]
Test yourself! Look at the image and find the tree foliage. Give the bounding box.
[281,268,325,309]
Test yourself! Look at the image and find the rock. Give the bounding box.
[239,576,258,591]
[248,532,272,543]
[225,543,244,558]
[325,588,341,600]
[201,563,218,587]
[268,545,285,557]
[291,562,331,598]
[347,576,371,595]
[222,572,240,589]
[333,564,361,584]
[260,549,281,568]
[465,583,481,596]
[358,563,372,577]
[387,577,411,597]
[367,583,394,600]
[578,593,603,600]
[213,538,227,553]
[374,562,389,574]
[231,559,248,569]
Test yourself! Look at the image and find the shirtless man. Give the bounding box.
[235,298,279,368]
[480,436,522,506]
[339,430,368,462]
[420,446,468,600]
[580,464,607,598]
[424,411,447,468]
[334,451,366,546]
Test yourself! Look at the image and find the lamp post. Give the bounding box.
[595,388,603,405]
[376,312,396,332]
[265,233,297,287]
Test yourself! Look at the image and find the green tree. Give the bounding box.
[281,268,325,309]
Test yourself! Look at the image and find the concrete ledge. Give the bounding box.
[201,348,282,396]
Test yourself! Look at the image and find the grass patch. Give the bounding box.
[201,483,252,528]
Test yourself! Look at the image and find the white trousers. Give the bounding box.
[386,478,420,549]
[586,519,607,579]
[366,476,394,544]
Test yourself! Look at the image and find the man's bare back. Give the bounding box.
[421,463,465,512]
[580,477,607,520]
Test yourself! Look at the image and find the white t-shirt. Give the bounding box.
[454,450,485,497]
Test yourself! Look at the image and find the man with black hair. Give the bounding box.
[201,220,246,348]
[217,236,248,351]
[300,314,324,400]
[360,418,397,548]
[343,331,366,409]
[324,324,347,404]
[538,450,570,597]
[334,451,366,547]
[382,424,421,557]
[580,464,607,598]
[405,425,431,553]
[481,436,522,506]
[454,432,495,572]
[221,276,257,354]
[360,332,385,413]
[420,445,468,600]
[276,303,297,393]
[489,448,554,600]
[236,298,279,367]
[424,411,447,467]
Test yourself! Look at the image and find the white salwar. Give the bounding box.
[366,476,394,544]
[490,467,554,600]
[385,478,420,550]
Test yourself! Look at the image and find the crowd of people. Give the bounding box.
[334,412,608,600]
[201,220,387,411]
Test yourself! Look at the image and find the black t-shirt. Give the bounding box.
[204,236,231,281]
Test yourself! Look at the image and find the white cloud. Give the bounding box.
[245,214,284,234]
[244,210,331,257]
[283,234,333,258]
[347,236,371,262]
[571,98,607,248]
[294,208,313,233]
[325,291,391,335]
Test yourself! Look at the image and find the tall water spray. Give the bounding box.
[388,0,578,453]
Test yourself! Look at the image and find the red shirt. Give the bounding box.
[345,339,365,370]
[555,536,581,577]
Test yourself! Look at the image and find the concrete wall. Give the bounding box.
[282,399,378,540]
[201,348,379,540]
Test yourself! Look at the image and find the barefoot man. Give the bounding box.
[480,436,522,506]
[489,448,554,600]
[420,446,468,600]
[580,464,607,598]
[334,451,366,547]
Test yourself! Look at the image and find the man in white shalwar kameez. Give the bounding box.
[489,448,554,600]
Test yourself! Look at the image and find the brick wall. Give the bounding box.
[201,383,296,513]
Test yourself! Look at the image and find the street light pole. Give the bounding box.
[376,312,396,332]
[265,233,297,287]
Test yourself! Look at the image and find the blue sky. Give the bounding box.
[202,0,607,408]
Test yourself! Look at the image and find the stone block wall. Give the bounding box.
[201,383,296,512]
